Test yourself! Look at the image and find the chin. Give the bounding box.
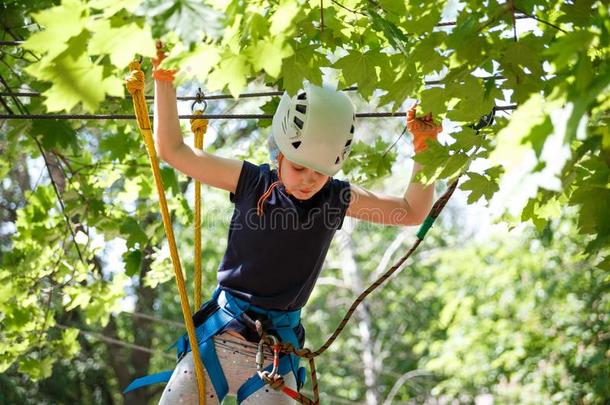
[289,189,315,200]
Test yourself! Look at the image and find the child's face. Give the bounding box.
[281,158,330,200]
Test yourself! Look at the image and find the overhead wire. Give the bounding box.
[0,75,504,102]
[0,106,516,121]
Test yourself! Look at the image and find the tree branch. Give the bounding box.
[382,369,433,405]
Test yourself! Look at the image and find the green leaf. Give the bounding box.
[269,1,301,36]
[164,43,221,84]
[366,6,409,54]
[30,120,78,151]
[419,87,448,116]
[207,53,250,98]
[459,169,502,204]
[160,166,180,196]
[450,127,481,152]
[280,46,325,95]
[521,197,547,231]
[24,51,116,112]
[18,355,54,381]
[88,0,143,15]
[119,217,148,248]
[123,249,143,277]
[247,36,294,79]
[88,20,156,68]
[544,30,595,71]
[412,140,450,183]
[403,0,445,35]
[378,61,419,110]
[21,0,87,60]
[522,116,553,158]
[439,153,469,179]
[342,138,396,185]
[259,97,280,128]
[334,50,381,99]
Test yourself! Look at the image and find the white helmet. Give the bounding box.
[271,83,356,176]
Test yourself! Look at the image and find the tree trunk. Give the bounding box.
[106,240,158,405]
[336,219,381,405]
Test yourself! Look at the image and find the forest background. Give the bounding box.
[0,0,609,404]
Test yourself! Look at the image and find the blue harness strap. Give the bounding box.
[124,286,306,404]
[124,370,173,393]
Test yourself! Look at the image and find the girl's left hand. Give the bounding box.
[407,104,442,153]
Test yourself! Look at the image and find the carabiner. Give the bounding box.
[257,334,280,380]
[191,87,208,113]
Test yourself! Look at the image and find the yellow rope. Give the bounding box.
[125,60,207,405]
[190,112,208,310]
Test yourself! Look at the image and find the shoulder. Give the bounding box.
[231,160,273,204]
[323,177,351,209]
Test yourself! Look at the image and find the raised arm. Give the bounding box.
[346,105,440,226]
[152,43,242,194]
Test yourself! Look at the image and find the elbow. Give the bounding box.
[396,203,428,227]
[154,135,179,163]
[398,213,427,227]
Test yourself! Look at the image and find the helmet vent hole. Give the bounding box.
[293,116,304,129]
[297,92,307,100]
[292,141,302,149]
[350,125,354,134]
[345,139,352,147]
[296,104,307,114]
[335,156,340,164]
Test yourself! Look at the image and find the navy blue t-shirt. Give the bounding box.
[217,160,352,311]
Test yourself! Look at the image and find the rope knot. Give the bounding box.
[263,374,286,390]
[190,114,209,136]
[125,61,145,94]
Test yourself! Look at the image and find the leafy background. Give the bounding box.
[0,0,608,404]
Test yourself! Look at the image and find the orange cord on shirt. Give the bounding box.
[256,153,285,216]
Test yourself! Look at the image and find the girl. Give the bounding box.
[129,44,442,404]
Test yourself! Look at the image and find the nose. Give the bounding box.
[303,169,318,184]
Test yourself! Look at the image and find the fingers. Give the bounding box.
[153,40,169,68]
[407,103,417,122]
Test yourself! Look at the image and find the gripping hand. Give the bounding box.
[407,104,442,154]
[152,40,177,83]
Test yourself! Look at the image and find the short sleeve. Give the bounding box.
[329,178,352,230]
[229,160,266,205]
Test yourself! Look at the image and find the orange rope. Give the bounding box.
[125,60,207,405]
[190,112,208,309]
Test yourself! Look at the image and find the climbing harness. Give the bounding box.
[125,287,309,403]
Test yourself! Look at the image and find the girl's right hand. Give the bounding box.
[152,40,177,83]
